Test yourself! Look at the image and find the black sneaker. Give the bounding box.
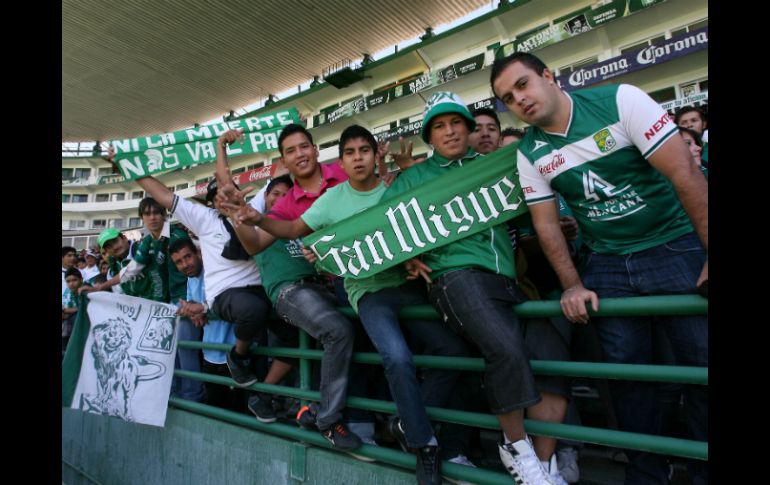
[226,347,258,388]
[416,445,442,485]
[296,403,319,430]
[320,422,362,451]
[387,417,411,452]
[248,393,277,423]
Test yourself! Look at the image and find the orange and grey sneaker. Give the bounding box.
[320,422,362,451]
[295,403,319,430]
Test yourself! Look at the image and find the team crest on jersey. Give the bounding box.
[592,128,616,153]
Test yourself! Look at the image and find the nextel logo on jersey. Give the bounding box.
[644,113,672,140]
[539,153,565,175]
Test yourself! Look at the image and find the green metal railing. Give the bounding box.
[171,294,708,484]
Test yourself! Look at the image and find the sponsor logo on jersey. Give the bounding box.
[539,153,566,175]
[533,140,549,151]
[582,170,624,202]
[592,128,616,153]
[581,170,645,220]
[285,239,305,258]
[644,113,672,140]
[523,186,535,194]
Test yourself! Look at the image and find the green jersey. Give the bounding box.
[131,225,192,303]
[385,149,516,280]
[516,84,693,254]
[254,238,318,305]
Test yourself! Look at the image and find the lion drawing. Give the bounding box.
[79,317,165,421]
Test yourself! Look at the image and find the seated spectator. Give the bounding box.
[170,238,250,413]
[470,107,575,484]
[385,91,559,484]
[231,124,470,485]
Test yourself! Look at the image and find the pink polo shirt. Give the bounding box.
[267,162,348,221]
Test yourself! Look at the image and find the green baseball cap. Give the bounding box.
[420,91,476,143]
[97,228,121,248]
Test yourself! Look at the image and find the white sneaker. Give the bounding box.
[556,447,579,484]
[498,436,558,485]
[445,455,478,485]
[544,454,569,485]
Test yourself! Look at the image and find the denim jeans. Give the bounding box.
[581,232,707,485]
[275,282,354,430]
[358,281,470,448]
[428,269,541,414]
[170,317,205,402]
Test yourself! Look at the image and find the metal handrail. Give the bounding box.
[171,292,708,483]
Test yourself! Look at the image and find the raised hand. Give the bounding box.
[390,137,426,170]
[376,139,397,186]
[218,128,245,147]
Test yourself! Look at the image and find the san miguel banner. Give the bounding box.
[111,108,301,180]
[303,142,528,279]
[62,292,179,427]
[556,26,708,91]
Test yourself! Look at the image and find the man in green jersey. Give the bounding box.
[491,52,707,484]
[384,91,560,485]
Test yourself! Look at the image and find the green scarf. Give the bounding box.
[111,108,301,180]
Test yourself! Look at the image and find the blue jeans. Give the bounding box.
[428,269,541,414]
[275,282,354,430]
[582,232,707,485]
[358,281,470,448]
[170,317,205,402]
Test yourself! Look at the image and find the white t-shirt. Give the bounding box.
[247,184,268,213]
[80,265,100,282]
[170,196,261,307]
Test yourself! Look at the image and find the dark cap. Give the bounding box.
[205,178,240,205]
[205,179,218,204]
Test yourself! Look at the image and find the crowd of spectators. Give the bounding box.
[62,51,708,485]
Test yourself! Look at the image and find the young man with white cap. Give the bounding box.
[80,251,100,281]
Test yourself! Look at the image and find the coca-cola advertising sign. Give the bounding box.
[194,165,273,195]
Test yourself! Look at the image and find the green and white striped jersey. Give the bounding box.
[517,84,693,254]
